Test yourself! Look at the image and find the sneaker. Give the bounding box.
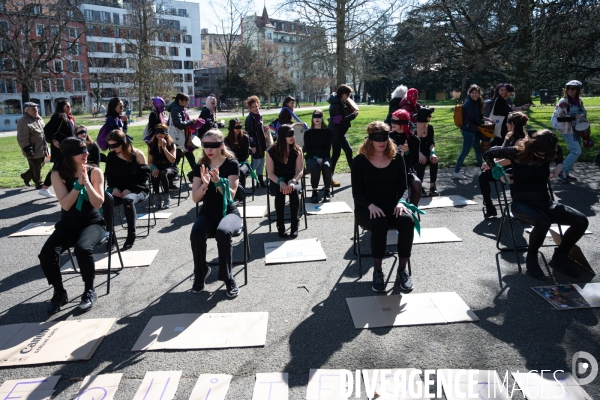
[332,180,341,187]
[557,173,570,184]
[396,269,414,291]
[76,289,97,313]
[311,191,319,203]
[191,266,211,293]
[550,249,581,278]
[38,188,56,198]
[566,175,577,183]
[323,190,332,202]
[429,185,440,196]
[162,196,171,209]
[226,279,239,298]
[20,173,31,187]
[154,193,162,209]
[372,271,386,293]
[525,253,545,280]
[420,188,428,198]
[47,289,68,315]
[452,171,468,180]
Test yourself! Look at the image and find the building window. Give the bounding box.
[102,42,110,52]
[69,60,80,72]
[73,79,85,92]
[184,61,193,69]
[170,34,180,43]
[172,60,182,69]
[126,30,132,39]
[115,43,122,53]
[84,9,93,22]
[113,13,120,25]
[56,79,65,92]
[201,45,205,50]
[42,79,50,92]
[184,35,192,44]
[185,73,192,82]
[87,25,95,36]
[33,5,42,14]
[187,85,193,95]
[101,26,108,37]
[114,27,120,37]
[169,47,178,56]
[67,27,77,38]
[158,46,166,55]
[67,10,74,18]
[54,60,63,72]
[185,48,191,57]
[267,33,272,39]
[36,24,44,36]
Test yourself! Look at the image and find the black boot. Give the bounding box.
[258,175,267,188]
[526,252,545,280]
[290,219,299,239]
[277,222,288,238]
[483,201,498,219]
[122,231,136,251]
[47,289,68,315]
[550,249,581,278]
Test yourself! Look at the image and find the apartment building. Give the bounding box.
[80,0,201,108]
[200,28,241,68]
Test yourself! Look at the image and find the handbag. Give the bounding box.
[168,116,186,148]
[489,98,505,138]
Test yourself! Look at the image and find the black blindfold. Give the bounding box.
[390,119,409,125]
[203,141,223,149]
[368,131,390,142]
[63,145,88,157]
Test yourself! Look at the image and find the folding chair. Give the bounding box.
[67,192,124,294]
[172,151,191,206]
[265,178,308,232]
[353,214,411,279]
[195,186,250,285]
[115,190,156,239]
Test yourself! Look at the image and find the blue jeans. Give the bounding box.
[559,132,581,175]
[454,130,482,172]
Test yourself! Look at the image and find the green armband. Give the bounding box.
[429,151,436,156]
[398,198,426,236]
[105,187,113,193]
[491,163,509,187]
[150,166,157,172]
[312,156,319,160]
[277,177,285,184]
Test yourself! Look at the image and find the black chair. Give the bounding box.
[265,178,308,232]
[353,214,411,279]
[115,189,156,239]
[172,150,191,206]
[195,186,250,285]
[67,192,124,294]
[496,181,563,273]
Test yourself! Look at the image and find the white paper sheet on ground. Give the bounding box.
[264,238,326,264]
[346,292,479,329]
[306,369,350,399]
[418,195,477,209]
[525,225,592,237]
[386,227,462,246]
[61,249,158,273]
[239,205,267,218]
[362,369,427,400]
[0,376,60,400]
[131,312,269,351]
[305,201,352,215]
[0,319,115,367]
[132,371,182,400]
[252,372,289,400]
[437,370,510,400]
[512,372,592,400]
[74,373,123,400]
[8,222,55,237]
[189,374,232,400]
[137,212,172,219]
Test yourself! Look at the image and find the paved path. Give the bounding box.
[0,164,599,398]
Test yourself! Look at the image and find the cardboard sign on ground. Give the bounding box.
[306,369,349,399]
[346,292,479,329]
[525,225,592,237]
[8,222,55,237]
[386,227,462,246]
[137,212,172,219]
[131,312,269,351]
[61,249,159,273]
[239,205,267,218]
[305,201,352,215]
[512,372,592,400]
[548,229,594,274]
[0,319,115,367]
[132,371,182,400]
[418,195,477,209]
[438,369,510,400]
[264,238,326,265]
[362,369,428,399]
[74,373,123,400]
[252,372,289,400]
[532,283,600,310]
[189,374,232,400]
[0,376,60,400]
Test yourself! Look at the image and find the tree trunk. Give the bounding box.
[514,0,534,105]
[21,81,31,104]
[335,0,346,86]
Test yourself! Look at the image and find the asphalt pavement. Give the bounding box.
[0,164,599,399]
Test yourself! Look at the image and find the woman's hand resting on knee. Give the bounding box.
[368,204,385,219]
[394,203,409,217]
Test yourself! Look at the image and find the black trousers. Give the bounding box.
[39,224,106,290]
[407,173,422,206]
[416,159,438,184]
[239,164,249,190]
[355,205,414,259]
[190,211,242,282]
[306,158,332,189]
[269,181,301,226]
[478,170,497,205]
[104,192,148,234]
[175,148,196,172]
[151,168,177,194]
[331,133,353,174]
[511,200,588,254]
[22,157,45,187]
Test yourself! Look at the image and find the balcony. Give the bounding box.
[85,0,124,9]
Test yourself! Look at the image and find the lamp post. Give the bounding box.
[239,72,245,117]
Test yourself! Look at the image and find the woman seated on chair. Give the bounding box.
[224,118,251,190]
[303,110,332,204]
[479,112,529,219]
[38,137,106,315]
[390,108,422,205]
[351,121,415,293]
[266,124,304,239]
[482,129,588,280]
[148,123,177,209]
[190,129,241,298]
[105,129,150,250]
[75,125,101,166]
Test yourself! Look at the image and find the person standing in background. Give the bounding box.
[328,84,358,187]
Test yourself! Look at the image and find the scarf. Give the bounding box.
[398,199,426,236]
[214,177,234,217]
[239,161,258,181]
[73,181,89,211]
[251,111,262,125]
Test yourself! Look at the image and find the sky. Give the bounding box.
[197,0,287,32]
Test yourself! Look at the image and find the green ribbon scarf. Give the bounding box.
[398,198,426,236]
[491,163,509,186]
[239,161,258,181]
[73,181,89,211]
[214,177,234,217]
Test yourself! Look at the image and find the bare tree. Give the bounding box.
[0,0,84,104]
[245,40,287,106]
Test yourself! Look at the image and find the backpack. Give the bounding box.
[453,100,463,127]
[97,123,108,150]
[268,118,279,142]
[483,99,494,118]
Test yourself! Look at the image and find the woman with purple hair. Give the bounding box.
[143,97,167,144]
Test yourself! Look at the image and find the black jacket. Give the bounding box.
[224,133,250,163]
[327,94,356,136]
[391,132,421,172]
[245,113,267,158]
[169,105,193,130]
[461,98,485,133]
[198,107,217,138]
[44,114,74,162]
[385,97,402,125]
[303,128,332,160]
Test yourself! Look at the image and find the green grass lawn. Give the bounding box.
[2,104,599,188]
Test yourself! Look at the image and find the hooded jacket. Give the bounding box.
[327,94,356,136]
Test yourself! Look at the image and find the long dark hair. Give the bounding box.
[271,125,300,163]
[516,129,558,164]
[199,129,236,168]
[107,129,137,161]
[149,123,174,156]
[492,83,507,99]
[54,99,70,123]
[467,84,484,112]
[56,137,86,181]
[227,118,245,145]
[106,97,122,118]
[282,96,295,108]
[310,111,327,129]
[506,112,528,145]
[279,108,293,125]
[174,92,190,105]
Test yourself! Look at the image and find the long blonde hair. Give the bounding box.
[359,121,397,159]
[199,129,237,167]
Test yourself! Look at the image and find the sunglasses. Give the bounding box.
[566,87,576,90]
[234,126,243,129]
